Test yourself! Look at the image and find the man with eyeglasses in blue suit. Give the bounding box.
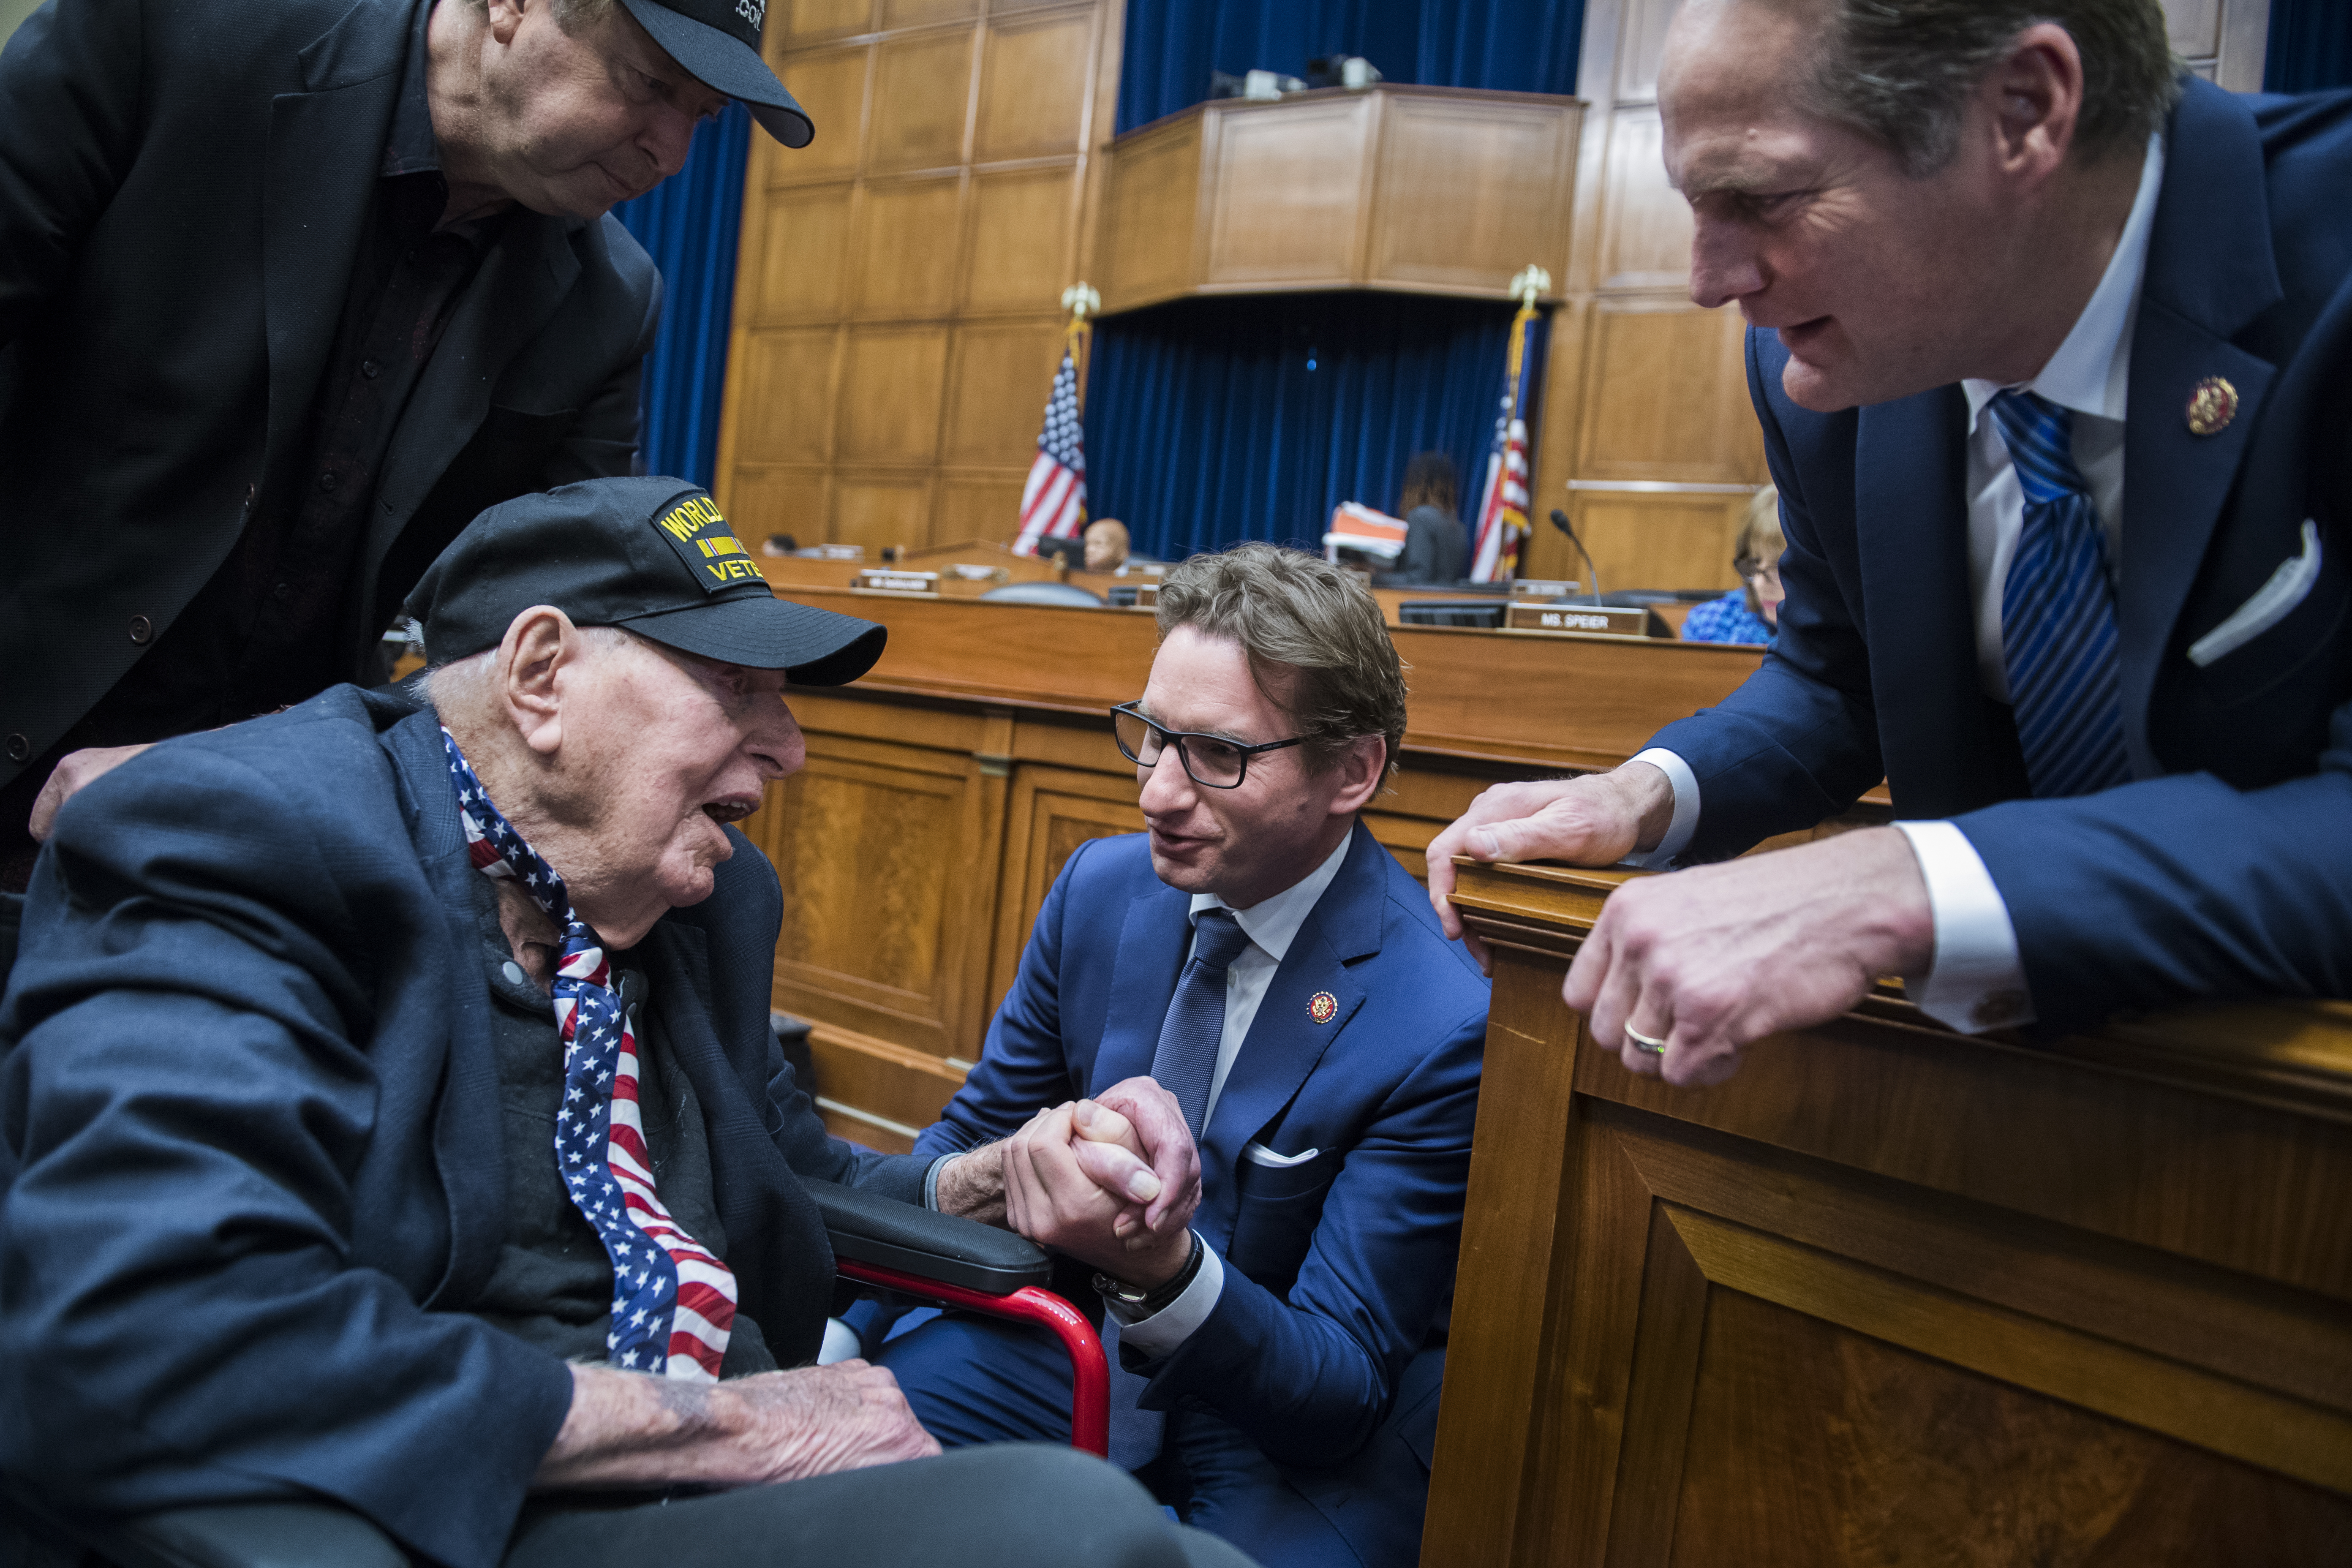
[873,543,1492,1568]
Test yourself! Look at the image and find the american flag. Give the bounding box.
[1014,342,1087,555]
[441,727,738,1383]
[1469,301,1544,583]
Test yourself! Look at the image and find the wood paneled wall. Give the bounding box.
[1515,0,2271,598]
[711,0,1124,555]
[1515,0,1764,597]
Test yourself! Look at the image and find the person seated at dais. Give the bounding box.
[1087,518,1133,573]
[1374,453,1470,586]
[875,544,1491,1568]
[0,477,1252,1568]
[1681,485,1786,644]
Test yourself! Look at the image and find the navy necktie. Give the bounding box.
[1990,390,2133,798]
[1147,907,1255,1140]
[1106,906,1254,1470]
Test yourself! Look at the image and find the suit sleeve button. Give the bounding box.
[128,615,153,645]
[5,733,29,763]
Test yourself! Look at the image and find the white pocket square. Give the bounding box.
[2188,519,2322,668]
[1241,1141,1322,1167]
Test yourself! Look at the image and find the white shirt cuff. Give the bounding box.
[1890,819,2035,1033]
[1105,1236,1224,1356]
[1619,748,1699,868]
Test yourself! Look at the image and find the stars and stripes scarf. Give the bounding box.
[441,728,738,1382]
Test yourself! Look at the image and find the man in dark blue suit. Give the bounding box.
[1429,0,2352,1080]
[876,544,1492,1568]
[0,479,1249,1568]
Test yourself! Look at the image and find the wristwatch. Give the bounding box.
[1094,1231,1203,1319]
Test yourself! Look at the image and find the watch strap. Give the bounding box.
[1094,1230,1202,1319]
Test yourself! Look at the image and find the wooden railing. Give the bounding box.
[1426,859,2352,1567]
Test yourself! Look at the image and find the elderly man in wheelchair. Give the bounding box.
[0,479,1250,1568]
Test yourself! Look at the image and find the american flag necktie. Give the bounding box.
[1990,391,2133,798]
[441,728,738,1382]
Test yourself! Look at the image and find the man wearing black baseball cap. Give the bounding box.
[0,0,826,898]
[0,478,1248,1568]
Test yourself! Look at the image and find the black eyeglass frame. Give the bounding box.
[1109,702,1309,790]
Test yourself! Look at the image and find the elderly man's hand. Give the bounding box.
[27,744,154,841]
[999,1098,1197,1286]
[536,1360,939,1491]
[1425,762,1676,967]
[1565,826,1934,1087]
[720,1361,942,1481]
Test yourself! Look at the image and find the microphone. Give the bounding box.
[1549,509,1603,606]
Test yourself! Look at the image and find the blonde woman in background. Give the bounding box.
[1681,485,1784,644]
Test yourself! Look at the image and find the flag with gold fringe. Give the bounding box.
[1468,282,1546,582]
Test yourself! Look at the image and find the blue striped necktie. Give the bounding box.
[1148,907,1254,1140]
[1104,906,1255,1470]
[1989,390,2132,798]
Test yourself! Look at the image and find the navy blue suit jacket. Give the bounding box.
[1650,78,2352,1030]
[920,824,1489,1471]
[0,688,923,1568]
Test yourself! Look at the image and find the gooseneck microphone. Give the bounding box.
[1549,509,1603,606]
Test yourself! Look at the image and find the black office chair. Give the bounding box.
[11,1189,1108,1568]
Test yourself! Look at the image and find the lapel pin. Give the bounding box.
[2186,376,2238,437]
[1308,991,1338,1024]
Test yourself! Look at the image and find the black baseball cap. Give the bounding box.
[405,477,885,685]
[621,0,813,148]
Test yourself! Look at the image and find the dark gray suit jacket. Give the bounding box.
[0,0,661,790]
[0,688,924,1568]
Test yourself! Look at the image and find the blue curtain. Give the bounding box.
[1097,2,1577,559]
[2265,0,2352,93]
[1116,0,1581,133]
[614,103,753,487]
[1087,292,1544,561]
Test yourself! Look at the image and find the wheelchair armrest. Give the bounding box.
[803,1177,1051,1296]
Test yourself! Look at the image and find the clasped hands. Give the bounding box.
[1424,761,1935,1087]
[939,1075,1202,1290]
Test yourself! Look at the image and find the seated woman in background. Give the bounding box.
[1377,452,1470,585]
[1682,485,1784,645]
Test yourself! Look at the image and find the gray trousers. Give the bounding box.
[507,1446,1261,1568]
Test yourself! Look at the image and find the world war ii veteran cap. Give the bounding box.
[622,0,813,148]
[405,476,885,685]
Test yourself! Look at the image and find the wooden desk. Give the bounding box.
[1428,860,2352,1566]
[736,589,1794,1151]
[756,539,1070,599]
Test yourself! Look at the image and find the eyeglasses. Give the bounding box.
[1110,702,1307,790]
[1734,555,1783,585]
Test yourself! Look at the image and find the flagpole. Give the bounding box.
[1060,283,1100,415]
[1499,264,1549,580]
[1470,265,1550,583]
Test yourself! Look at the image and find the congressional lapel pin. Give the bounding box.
[1308,991,1339,1024]
[2186,376,2238,437]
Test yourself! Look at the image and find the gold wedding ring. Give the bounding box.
[1623,1024,1669,1055]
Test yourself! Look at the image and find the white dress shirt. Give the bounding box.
[1109,830,1354,1353]
[1633,135,2167,1035]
